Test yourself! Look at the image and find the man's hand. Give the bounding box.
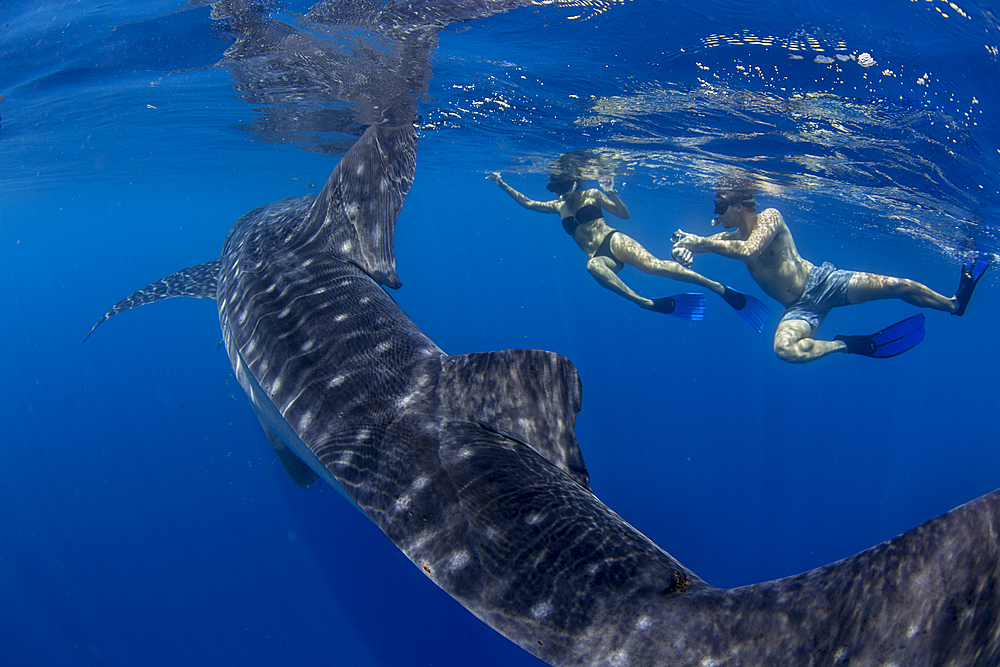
[671,229,701,249]
[670,246,694,267]
[485,172,502,184]
[671,230,701,265]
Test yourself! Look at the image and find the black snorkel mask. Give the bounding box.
[546,178,576,195]
[713,193,756,224]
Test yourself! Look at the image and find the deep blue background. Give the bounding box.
[2,1,999,666]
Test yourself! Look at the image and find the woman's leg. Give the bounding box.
[610,233,725,296]
[585,255,651,307]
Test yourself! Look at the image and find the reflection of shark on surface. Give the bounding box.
[85,2,999,666]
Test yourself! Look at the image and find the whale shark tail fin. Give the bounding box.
[303,121,417,290]
[83,259,221,343]
[439,349,590,489]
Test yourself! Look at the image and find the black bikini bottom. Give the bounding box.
[593,230,624,272]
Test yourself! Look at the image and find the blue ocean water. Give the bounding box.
[1,1,999,665]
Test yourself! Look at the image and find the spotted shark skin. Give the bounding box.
[85,5,1000,667]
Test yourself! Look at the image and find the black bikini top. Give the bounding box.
[561,204,603,235]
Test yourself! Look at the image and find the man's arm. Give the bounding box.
[669,231,736,267]
[486,172,559,214]
[673,210,782,262]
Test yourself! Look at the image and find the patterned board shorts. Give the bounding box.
[779,262,855,329]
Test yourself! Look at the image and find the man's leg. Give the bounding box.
[847,272,957,312]
[773,318,846,364]
[610,233,726,296]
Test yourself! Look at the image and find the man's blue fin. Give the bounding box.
[835,313,926,358]
[953,251,992,316]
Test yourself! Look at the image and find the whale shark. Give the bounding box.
[85,3,1000,666]
[85,117,1000,667]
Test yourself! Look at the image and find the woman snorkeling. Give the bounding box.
[486,167,769,331]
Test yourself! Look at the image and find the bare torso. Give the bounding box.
[734,208,814,308]
[557,190,615,257]
[486,173,630,260]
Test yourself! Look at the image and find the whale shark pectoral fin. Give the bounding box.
[438,350,590,490]
[257,418,319,490]
[83,259,221,342]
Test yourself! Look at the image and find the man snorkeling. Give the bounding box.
[486,170,770,331]
[670,184,991,363]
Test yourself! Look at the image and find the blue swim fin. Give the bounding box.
[722,286,771,333]
[953,251,992,316]
[834,313,926,358]
[649,293,706,320]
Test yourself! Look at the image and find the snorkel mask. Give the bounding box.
[712,191,756,224]
[546,177,577,195]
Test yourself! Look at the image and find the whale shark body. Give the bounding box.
[86,4,1000,666]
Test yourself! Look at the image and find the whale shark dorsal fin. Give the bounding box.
[303,121,417,289]
[83,259,221,342]
[439,350,590,489]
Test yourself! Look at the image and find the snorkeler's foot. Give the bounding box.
[647,293,706,320]
[834,313,926,358]
[952,252,992,316]
[721,286,771,333]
